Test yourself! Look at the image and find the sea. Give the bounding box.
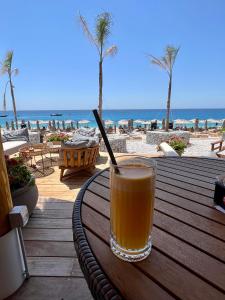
[1,109,225,129]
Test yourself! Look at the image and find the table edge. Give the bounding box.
[72,168,123,300]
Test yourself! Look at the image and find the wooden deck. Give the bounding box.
[8,152,161,299]
[8,153,111,300]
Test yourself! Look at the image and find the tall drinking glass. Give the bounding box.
[110,156,156,262]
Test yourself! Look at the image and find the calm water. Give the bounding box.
[1,109,225,128]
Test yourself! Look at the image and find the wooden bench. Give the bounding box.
[211,139,224,151]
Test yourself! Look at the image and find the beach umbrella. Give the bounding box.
[207,118,221,123]
[134,119,144,124]
[11,121,15,130]
[78,119,90,124]
[174,119,189,124]
[104,120,114,125]
[142,121,151,125]
[118,119,128,125]
[27,121,31,130]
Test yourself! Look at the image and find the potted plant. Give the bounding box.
[5,156,38,215]
[47,133,69,144]
[0,144,25,299]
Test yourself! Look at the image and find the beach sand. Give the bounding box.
[126,136,220,158]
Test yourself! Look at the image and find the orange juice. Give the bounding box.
[110,159,156,262]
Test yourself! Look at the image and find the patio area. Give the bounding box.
[7,153,110,300]
[8,151,162,299]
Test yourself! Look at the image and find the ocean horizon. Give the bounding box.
[1,108,225,128]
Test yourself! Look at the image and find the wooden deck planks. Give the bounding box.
[7,277,93,300]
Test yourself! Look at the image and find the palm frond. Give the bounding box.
[96,12,112,48]
[78,14,99,52]
[148,54,167,71]
[1,51,13,74]
[165,45,180,69]
[103,45,117,58]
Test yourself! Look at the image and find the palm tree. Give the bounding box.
[149,46,180,131]
[1,51,19,128]
[79,12,117,120]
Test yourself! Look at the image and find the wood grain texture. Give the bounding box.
[7,277,93,300]
[73,157,225,300]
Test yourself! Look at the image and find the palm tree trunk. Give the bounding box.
[9,75,18,129]
[165,75,172,132]
[98,60,103,120]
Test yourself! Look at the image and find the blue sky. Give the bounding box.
[0,0,225,110]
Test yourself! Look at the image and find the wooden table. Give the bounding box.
[73,157,225,300]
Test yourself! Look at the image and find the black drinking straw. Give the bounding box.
[93,109,119,172]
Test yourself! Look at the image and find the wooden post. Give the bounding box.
[0,131,13,236]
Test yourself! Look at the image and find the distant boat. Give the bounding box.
[50,113,63,116]
[0,114,8,117]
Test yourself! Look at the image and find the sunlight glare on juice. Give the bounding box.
[110,157,156,262]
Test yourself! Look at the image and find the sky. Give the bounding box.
[0,0,225,110]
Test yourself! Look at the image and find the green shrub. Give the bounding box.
[47,133,69,142]
[5,156,34,192]
[168,136,187,156]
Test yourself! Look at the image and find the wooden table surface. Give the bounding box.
[73,157,225,300]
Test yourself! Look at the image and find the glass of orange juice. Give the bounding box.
[110,156,156,262]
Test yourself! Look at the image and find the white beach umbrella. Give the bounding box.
[104,120,114,125]
[134,119,144,123]
[189,119,197,123]
[174,119,189,124]
[118,119,128,125]
[78,119,90,124]
[38,120,48,125]
[142,121,151,125]
[207,118,222,123]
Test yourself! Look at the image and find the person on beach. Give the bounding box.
[21,120,27,129]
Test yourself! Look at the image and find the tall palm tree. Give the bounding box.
[1,51,19,128]
[79,12,117,120]
[149,46,180,131]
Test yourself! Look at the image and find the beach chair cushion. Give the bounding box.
[3,128,29,142]
[75,127,96,137]
[64,135,99,149]
[3,141,28,155]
